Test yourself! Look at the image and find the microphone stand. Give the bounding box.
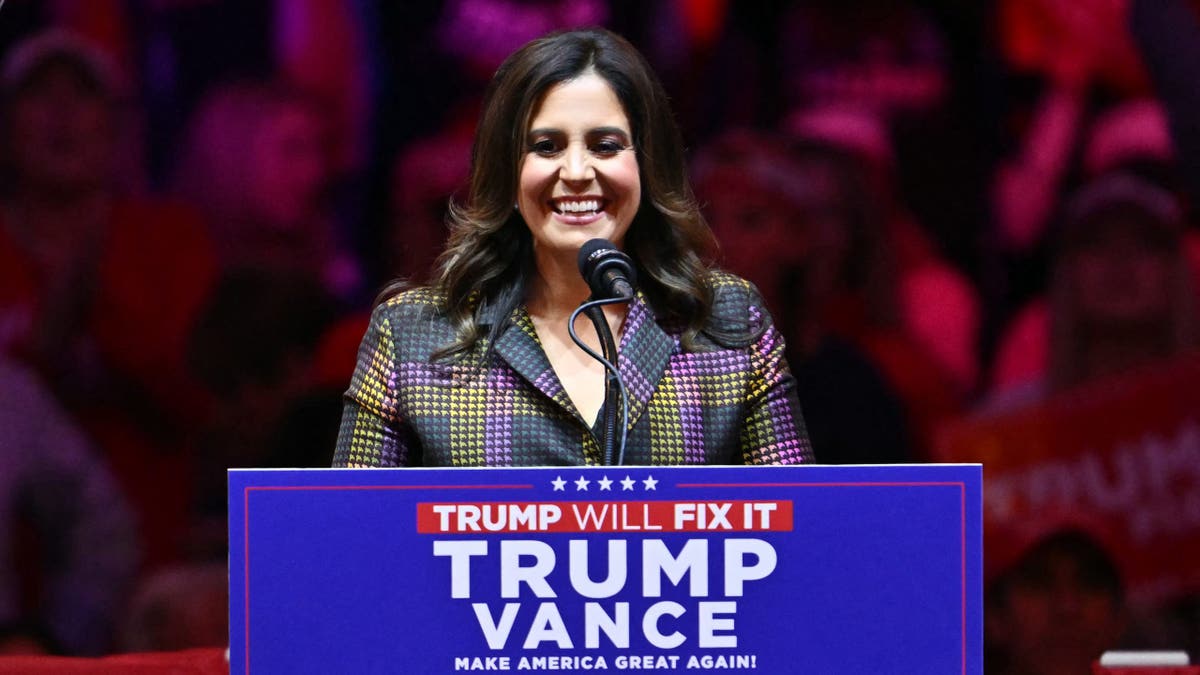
[584,304,621,466]
[568,297,630,466]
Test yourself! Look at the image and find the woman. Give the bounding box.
[334,28,811,467]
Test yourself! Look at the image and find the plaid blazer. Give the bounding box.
[333,272,812,467]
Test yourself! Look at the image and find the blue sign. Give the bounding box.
[229,465,981,674]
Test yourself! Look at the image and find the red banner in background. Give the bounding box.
[935,352,1200,606]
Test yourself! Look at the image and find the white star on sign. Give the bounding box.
[620,475,636,491]
[642,475,658,490]
[575,476,590,491]
[551,476,566,491]
[597,476,613,491]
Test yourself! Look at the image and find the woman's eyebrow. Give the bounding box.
[526,126,631,138]
[588,126,631,138]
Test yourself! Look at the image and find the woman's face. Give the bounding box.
[517,72,641,257]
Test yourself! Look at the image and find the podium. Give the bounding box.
[229,464,981,673]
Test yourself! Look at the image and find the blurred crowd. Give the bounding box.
[0,0,1198,672]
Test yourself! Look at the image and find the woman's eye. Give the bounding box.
[529,139,559,155]
[592,139,627,155]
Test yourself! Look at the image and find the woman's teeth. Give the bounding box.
[556,200,601,214]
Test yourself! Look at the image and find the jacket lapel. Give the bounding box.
[490,295,677,429]
[618,293,676,430]
[491,306,578,416]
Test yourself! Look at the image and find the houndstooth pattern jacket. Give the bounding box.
[333,272,812,467]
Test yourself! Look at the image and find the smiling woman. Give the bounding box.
[334,28,812,468]
[517,72,641,254]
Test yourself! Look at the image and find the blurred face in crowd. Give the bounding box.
[1068,213,1175,328]
[246,102,328,228]
[791,161,855,299]
[517,71,641,258]
[390,131,471,280]
[988,540,1126,675]
[705,174,802,280]
[8,60,115,192]
[699,145,861,309]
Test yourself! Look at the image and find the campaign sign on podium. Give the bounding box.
[229,464,981,674]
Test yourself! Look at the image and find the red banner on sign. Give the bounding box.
[934,352,1200,605]
[417,500,795,534]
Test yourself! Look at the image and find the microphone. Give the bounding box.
[573,238,634,465]
[577,239,637,299]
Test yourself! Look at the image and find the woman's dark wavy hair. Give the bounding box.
[389,28,719,361]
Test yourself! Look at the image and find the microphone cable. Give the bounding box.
[568,296,631,466]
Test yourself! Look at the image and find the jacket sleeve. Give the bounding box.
[333,303,416,467]
[739,291,815,465]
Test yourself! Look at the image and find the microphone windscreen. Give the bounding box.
[577,239,636,299]
[577,238,617,276]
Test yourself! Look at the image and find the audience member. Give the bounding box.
[174,79,363,303]
[989,99,1197,391]
[778,2,985,277]
[187,269,338,553]
[387,121,472,283]
[0,31,217,409]
[992,0,1150,254]
[118,562,226,653]
[0,356,138,656]
[786,104,983,394]
[986,522,1128,675]
[693,131,940,460]
[985,173,1196,409]
[0,31,218,572]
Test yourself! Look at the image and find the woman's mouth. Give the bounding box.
[551,197,608,215]
[549,197,609,224]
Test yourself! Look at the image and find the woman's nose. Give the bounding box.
[560,143,595,182]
